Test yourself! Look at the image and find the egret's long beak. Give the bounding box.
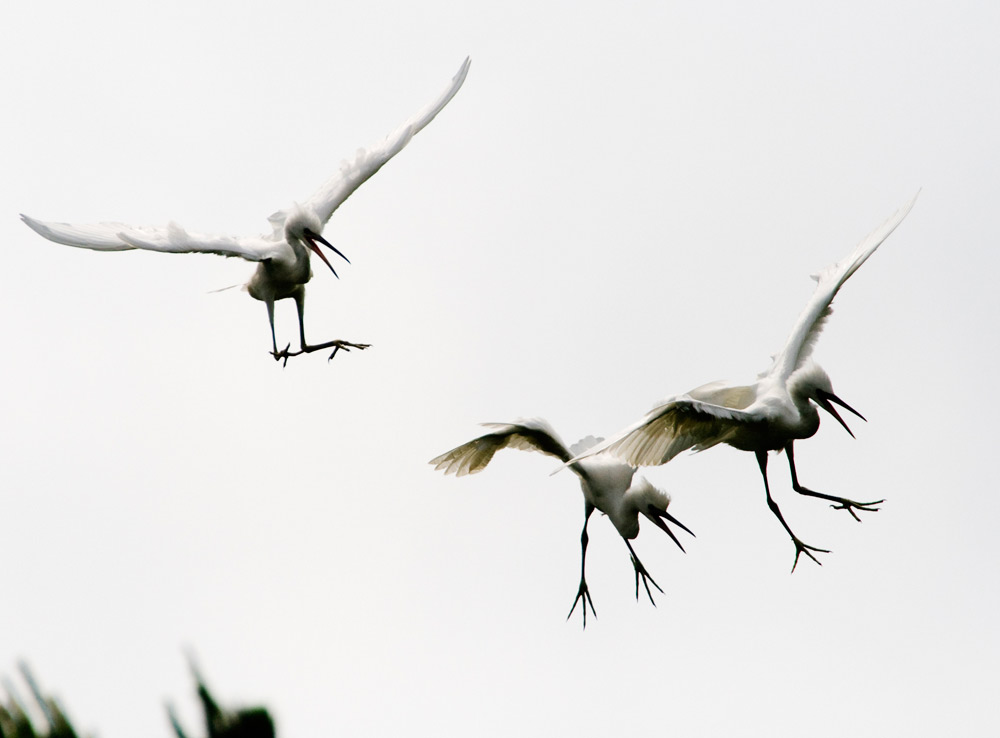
[643,505,695,553]
[303,228,350,279]
[815,389,866,438]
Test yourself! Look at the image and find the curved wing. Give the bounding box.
[766,191,919,381]
[21,214,282,262]
[429,418,572,477]
[271,56,471,235]
[570,397,758,468]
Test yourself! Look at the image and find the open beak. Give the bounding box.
[644,505,695,553]
[815,389,866,438]
[303,228,350,279]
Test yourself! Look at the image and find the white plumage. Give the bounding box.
[570,193,919,570]
[431,418,693,627]
[22,57,471,362]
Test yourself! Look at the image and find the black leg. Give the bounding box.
[296,289,308,351]
[623,538,663,606]
[756,450,828,572]
[266,300,283,358]
[567,503,597,628]
[785,444,884,521]
[270,291,370,363]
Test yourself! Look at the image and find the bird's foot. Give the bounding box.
[321,340,371,361]
[790,537,830,573]
[631,555,664,606]
[790,479,884,523]
[830,497,885,522]
[567,580,597,629]
[271,343,294,367]
[270,340,371,365]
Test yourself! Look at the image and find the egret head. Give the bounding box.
[793,361,867,437]
[627,477,694,552]
[284,204,350,278]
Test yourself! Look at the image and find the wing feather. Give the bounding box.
[274,57,470,232]
[767,191,919,381]
[22,214,281,262]
[430,418,572,477]
[21,215,151,252]
[571,398,757,468]
[116,222,280,261]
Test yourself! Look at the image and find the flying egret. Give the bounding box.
[568,193,919,571]
[430,418,693,627]
[21,57,471,363]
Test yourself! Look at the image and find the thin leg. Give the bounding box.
[567,503,597,628]
[756,450,828,572]
[623,538,663,605]
[785,443,884,521]
[266,300,280,356]
[270,290,370,363]
[297,289,308,350]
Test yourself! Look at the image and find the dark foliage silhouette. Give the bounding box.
[167,658,274,738]
[1,663,84,738]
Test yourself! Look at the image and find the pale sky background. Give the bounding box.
[2,1,998,736]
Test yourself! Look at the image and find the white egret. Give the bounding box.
[21,57,471,363]
[430,419,693,627]
[568,193,919,570]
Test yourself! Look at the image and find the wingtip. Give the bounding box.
[898,189,921,217]
[454,56,472,86]
[20,213,46,236]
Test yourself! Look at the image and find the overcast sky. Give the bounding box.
[2,1,998,736]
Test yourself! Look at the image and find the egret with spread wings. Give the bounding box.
[22,57,471,363]
[569,193,919,571]
[430,418,693,627]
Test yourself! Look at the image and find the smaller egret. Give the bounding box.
[568,193,919,571]
[430,419,693,627]
[21,57,470,363]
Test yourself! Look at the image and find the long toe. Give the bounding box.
[831,498,885,522]
[790,538,831,573]
[638,573,660,606]
[631,557,663,605]
[327,341,371,361]
[567,582,597,629]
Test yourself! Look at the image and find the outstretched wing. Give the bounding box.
[429,418,572,477]
[21,214,283,262]
[569,397,759,468]
[270,56,471,236]
[766,191,919,382]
